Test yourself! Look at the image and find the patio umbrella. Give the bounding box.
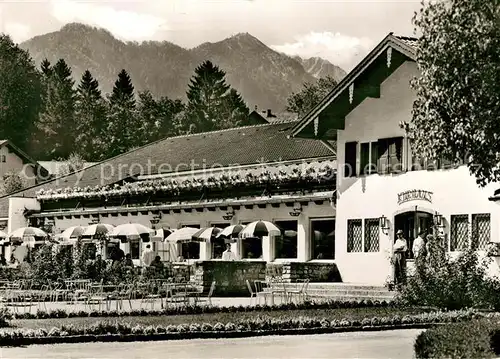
[9,227,48,247]
[56,226,85,245]
[165,227,199,243]
[151,228,174,242]
[81,223,114,241]
[192,227,222,242]
[109,223,154,242]
[217,224,245,239]
[240,220,281,238]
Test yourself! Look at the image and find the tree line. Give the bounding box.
[0,35,251,162]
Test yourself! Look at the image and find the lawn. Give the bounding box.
[5,307,428,331]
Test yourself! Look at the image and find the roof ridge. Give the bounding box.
[160,120,298,140]
[393,35,418,41]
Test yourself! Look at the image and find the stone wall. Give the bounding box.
[279,262,342,283]
[193,261,266,296]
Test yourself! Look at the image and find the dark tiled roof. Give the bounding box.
[2,121,335,199]
[393,35,418,50]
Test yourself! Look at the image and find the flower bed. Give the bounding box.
[10,299,395,320]
[36,164,335,201]
[0,309,484,346]
[414,315,500,358]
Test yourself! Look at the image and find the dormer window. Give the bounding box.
[0,155,6,163]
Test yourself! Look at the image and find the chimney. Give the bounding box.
[266,109,277,118]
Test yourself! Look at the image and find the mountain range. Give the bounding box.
[20,23,346,111]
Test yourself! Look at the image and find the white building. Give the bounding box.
[0,120,337,279]
[291,33,500,285]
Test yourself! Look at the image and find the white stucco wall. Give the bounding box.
[0,146,36,187]
[334,61,500,285]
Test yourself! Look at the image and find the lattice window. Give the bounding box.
[471,213,490,250]
[450,214,469,251]
[364,218,380,252]
[347,219,362,252]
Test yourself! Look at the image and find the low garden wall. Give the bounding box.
[193,261,266,296]
[266,262,341,283]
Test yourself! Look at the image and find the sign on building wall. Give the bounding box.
[397,189,433,205]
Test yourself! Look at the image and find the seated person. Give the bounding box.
[124,253,134,267]
[150,256,164,269]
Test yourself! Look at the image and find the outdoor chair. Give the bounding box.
[165,283,189,308]
[196,281,215,307]
[246,279,257,305]
[287,279,310,303]
[267,278,288,305]
[115,283,135,311]
[140,281,163,310]
[85,281,109,311]
[254,280,271,305]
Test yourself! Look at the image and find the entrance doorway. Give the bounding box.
[394,210,433,259]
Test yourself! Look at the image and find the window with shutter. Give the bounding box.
[344,142,357,178]
[370,142,379,174]
[377,139,389,174]
[388,137,403,173]
[360,143,370,175]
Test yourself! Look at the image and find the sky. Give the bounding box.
[0,0,422,71]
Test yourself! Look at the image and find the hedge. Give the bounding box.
[0,309,484,346]
[415,314,500,359]
[8,299,395,320]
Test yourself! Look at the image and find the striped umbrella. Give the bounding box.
[81,223,114,241]
[239,221,281,238]
[57,226,86,245]
[165,227,200,243]
[109,223,154,242]
[9,227,48,247]
[152,228,174,242]
[217,224,245,239]
[192,227,222,242]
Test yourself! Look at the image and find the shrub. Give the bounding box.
[200,323,213,332]
[213,322,225,331]
[415,320,497,359]
[398,236,500,310]
[0,307,12,327]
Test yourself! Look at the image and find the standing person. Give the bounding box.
[393,230,408,287]
[222,243,237,261]
[141,244,155,267]
[413,230,427,261]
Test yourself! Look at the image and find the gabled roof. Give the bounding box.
[38,161,99,176]
[0,121,335,201]
[0,140,49,178]
[291,33,417,138]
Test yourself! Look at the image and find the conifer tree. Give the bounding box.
[106,69,140,157]
[75,70,108,161]
[186,60,249,132]
[36,58,76,159]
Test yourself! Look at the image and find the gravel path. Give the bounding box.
[0,329,422,359]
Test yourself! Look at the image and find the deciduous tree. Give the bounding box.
[286,76,338,118]
[408,0,500,186]
[0,34,43,153]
